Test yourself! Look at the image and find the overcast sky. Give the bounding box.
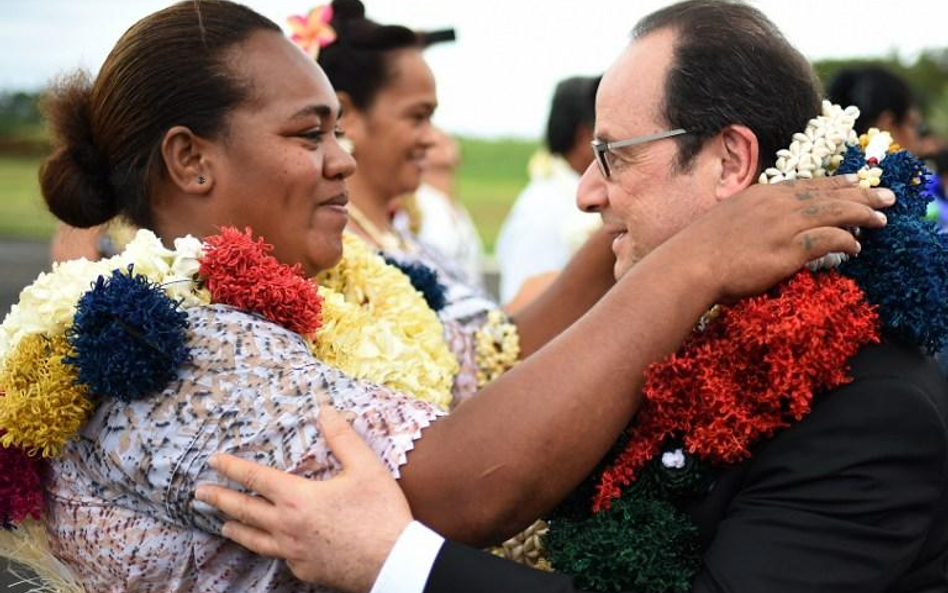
[1,0,945,138]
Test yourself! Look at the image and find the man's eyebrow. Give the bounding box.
[592,128,616,143]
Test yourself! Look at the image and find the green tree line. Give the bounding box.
[2,48,947,150]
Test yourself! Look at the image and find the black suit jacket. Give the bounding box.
[424,342,948,593]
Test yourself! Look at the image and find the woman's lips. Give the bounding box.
[319,192,350,216]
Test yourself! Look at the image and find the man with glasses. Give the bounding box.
[194,2,948,592]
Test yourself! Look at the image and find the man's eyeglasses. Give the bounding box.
[591,128,689,179]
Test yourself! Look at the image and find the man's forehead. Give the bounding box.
[595,29,677,139]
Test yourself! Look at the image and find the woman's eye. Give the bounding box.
[409,112,430,125]
[300,130,324,142]
[334,128,345,139]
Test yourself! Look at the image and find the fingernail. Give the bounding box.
[208,455,220,469]
[844,173,859,183]
[854,240,862,254]
[875,211,887,224]
[221,523,232,538]
[194,487,208,502]
[875,189,895,205]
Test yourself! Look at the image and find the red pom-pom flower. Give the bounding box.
[198,227,322,337]
[593,271,880,511]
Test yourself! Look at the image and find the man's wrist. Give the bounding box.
[369,521,445,593]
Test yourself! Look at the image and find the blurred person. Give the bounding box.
[495,76,602,309]
[315,0,624,408]
[49,223,100,261]
[926,148,948,229]
[396,127,485,289]
[49,219,136,262]
[827,65,923,153]
[0,2,888,592]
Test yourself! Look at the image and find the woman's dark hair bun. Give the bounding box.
[318,0,420,109]
[40,71,119,228]
[331,0,365,23]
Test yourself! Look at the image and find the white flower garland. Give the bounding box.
[0,230,209,361]
[758,101,860,184]
[758,100,898,271]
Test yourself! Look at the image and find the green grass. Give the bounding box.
[0,138,538,251]
[0,155,55,239]
[456,137,538,252]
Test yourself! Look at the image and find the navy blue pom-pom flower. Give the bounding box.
[835,144,866,177]
[66,265,190,401]
[383,256,448,311]
[841,217,948,354]
[877,150,931,218]
[835,144,948,353]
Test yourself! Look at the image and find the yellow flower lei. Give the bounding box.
[311,234,459,409]
[474,310,521,388]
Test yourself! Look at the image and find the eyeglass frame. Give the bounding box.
[590,128,689,179]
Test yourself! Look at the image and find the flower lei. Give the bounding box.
[312,234,458,409]
[474,310,521,388]
[542,102,948,592]
[0,226,465,533]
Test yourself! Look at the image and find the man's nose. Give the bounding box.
[577,161,607,213]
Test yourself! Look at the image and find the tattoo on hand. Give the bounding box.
[795,190,814,201]
[802,233,815,252]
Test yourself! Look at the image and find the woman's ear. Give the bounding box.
[160,125,214,195]
[715,124,759,199]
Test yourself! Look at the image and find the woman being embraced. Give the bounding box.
[0,1,887,591]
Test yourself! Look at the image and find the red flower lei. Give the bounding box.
[199,227,323,337]
[594,271,880,511]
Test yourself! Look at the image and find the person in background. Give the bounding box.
[396,127,486,289]
[49,223,100,261]
[495,76,602,310]
[49,219,137,262]
[826,65,923,154]
[314,0,621,410]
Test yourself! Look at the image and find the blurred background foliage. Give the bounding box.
[1,50,946,249]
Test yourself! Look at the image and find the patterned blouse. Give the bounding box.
[45,304,443,592]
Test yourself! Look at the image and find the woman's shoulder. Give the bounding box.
[185,303,312,366]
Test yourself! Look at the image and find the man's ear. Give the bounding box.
[715,124,759,199]
[160,125,215,195]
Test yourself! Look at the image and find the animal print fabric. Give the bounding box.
[45,304,444,592]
